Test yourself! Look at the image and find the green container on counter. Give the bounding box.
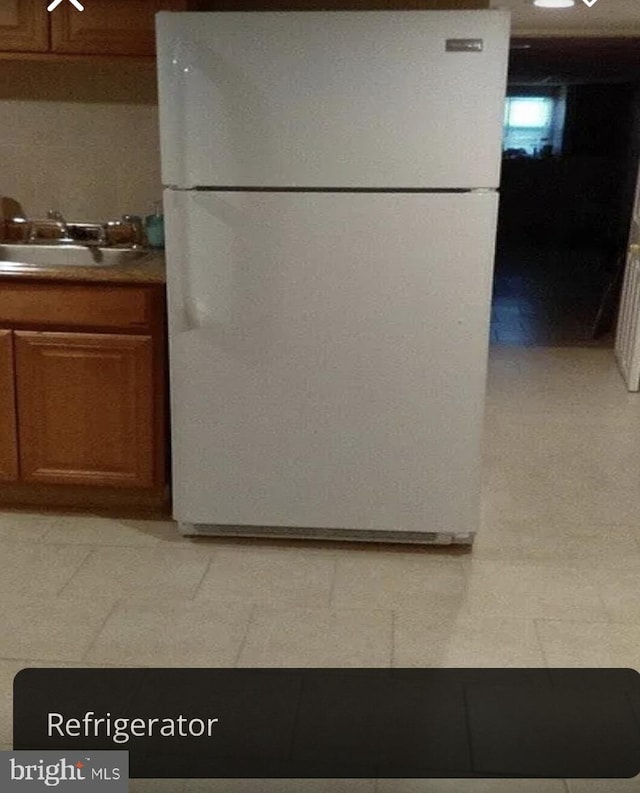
[145,201,165,249]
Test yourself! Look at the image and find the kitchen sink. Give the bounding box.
[0,244,151,268]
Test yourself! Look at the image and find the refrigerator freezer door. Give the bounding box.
[166,189,498,539]
[157,11,509,190]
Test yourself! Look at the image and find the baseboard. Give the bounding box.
[0,482,171,518]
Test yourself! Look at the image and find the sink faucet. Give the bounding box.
[44,210,108,247]
[7,209,146,249]
[28,209,70,243]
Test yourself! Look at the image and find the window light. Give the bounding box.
[533,0,575,8]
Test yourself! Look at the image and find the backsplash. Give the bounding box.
[0,60,162,224]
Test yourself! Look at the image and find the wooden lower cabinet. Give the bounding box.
[0,330,18,482]
[0,1,49,53]
[14,331,156,488]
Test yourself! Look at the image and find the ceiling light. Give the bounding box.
[533,0,575,7]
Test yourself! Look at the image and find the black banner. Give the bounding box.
[13,668,640,779]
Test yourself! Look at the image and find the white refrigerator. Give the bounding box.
[157,10,509,544]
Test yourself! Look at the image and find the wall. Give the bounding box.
[563,84,637,158]
[563,83,639,244]
[0,60,161,224]
[617,86,640,245]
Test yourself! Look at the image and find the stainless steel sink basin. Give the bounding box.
[0,244,151,268]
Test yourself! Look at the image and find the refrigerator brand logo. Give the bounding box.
[2,752,128,791]
[445,39,483,52]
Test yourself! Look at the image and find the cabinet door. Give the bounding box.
[15,332,155,488]
[0,0,49,52]
[0,330,18,482]
[51,0,188,56]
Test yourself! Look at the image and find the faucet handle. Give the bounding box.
[2,216,30,243]
[121,215,146,249]
[30,211,69,243]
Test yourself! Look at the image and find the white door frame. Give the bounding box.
[615,163,640,391]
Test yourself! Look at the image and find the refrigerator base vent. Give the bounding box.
[177,522,474,546]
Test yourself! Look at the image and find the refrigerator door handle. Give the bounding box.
[183,297,214,331]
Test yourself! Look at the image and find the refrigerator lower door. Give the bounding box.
[166,189,498,543]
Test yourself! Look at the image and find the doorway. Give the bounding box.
[490,38,640,348]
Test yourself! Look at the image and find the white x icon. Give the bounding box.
[47,0,85,11]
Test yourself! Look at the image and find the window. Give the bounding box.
[503,95,562,157]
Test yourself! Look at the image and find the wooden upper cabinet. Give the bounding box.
[0,0,49,52]
[0,330,19,482]
[191,0,488,7]
[15,331,156,488]
[50,0,189,56]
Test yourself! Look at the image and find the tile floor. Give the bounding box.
[490,244,619,347]
[2,345,640,792]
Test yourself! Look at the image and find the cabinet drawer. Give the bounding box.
[0,282,155,331]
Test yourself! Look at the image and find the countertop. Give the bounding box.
[0,252,166,284]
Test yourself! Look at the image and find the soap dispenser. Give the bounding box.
[145,201,165,249]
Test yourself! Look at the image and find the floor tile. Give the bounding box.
[0,593,114,663]
[85,599,253,666]
[566,779,640,792]
[261,781,375,793]
[195,547,335,608]
[483,419,640,500]
[144,520,193,545]
[0,511,59,542]
[461,561,608,621]
[60,545,212,601]
[183,781,264,793]
[491,243,613,349]
[331,554,465,611]
[536,620,640,669]
[518,531,640,570]
[591,570,640,623]
[536,620,614,668]
[468,524,524,563]
[130,781,186,793]
[238,607,393,667]
[376,780,567,792]
[0,541,91,597]
[41,515,175,547]
[394,612,545,667]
